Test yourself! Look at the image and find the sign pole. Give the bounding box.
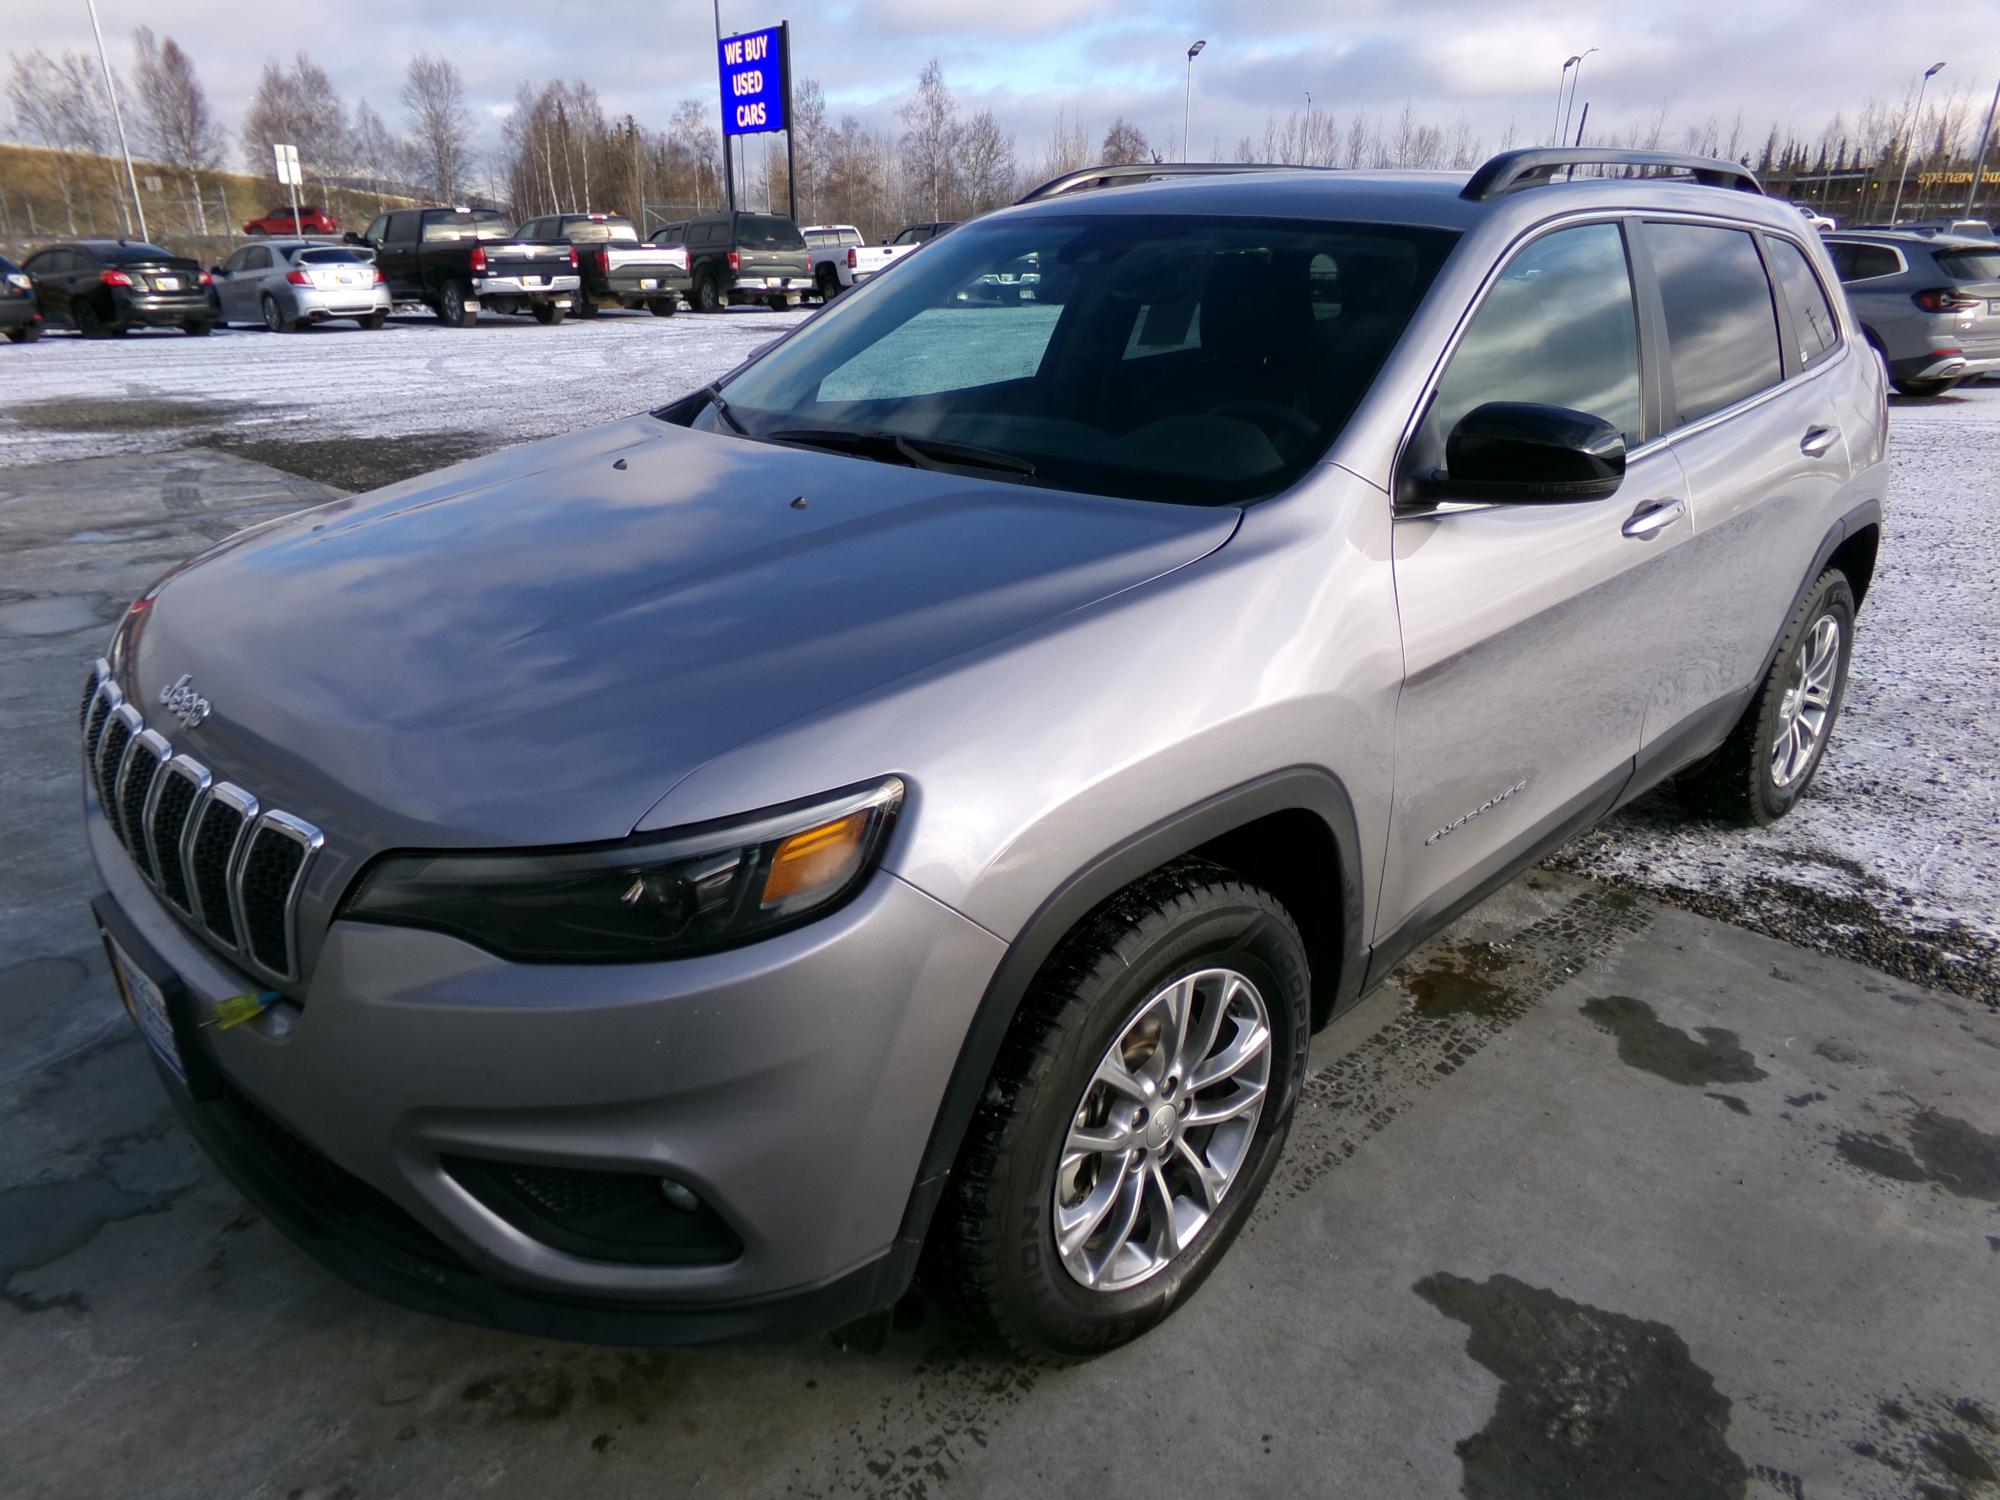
[782,20,797,223]
[715,0,736,211]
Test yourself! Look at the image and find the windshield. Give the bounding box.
[423,212,513,243]
[740,214,806,250]
[567,219,639,243]
[707,213,1456,506]
[1938,248,2000,281]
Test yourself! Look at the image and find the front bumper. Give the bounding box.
[87,800,1004,1343]
[0,298,35,329]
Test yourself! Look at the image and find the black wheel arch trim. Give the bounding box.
[894,766,1367,1268]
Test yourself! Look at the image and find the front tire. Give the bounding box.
[182,321,212,336]
[357,312,387,330]
[648,298,678,317]
[532,300,566,325]
[574,290,599,319]
[936,858,1308,1363]
[1681,568,1855,825]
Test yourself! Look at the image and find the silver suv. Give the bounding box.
[82,149,1886,1362]
[1824,230,2000,395]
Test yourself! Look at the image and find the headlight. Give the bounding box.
[340,777,903,963]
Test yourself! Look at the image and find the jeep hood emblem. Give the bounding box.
[159,673,212,729]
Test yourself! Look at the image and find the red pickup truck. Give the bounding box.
[244,205,339,236]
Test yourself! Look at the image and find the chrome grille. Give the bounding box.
[81,660,323,985]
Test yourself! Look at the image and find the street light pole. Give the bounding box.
[1561,48,1597,149]
[1184,40,1206,161]
[1967,74,2000,219]
[1552,56,1578,146]
[82,0,146,240]
[714,0,735,211]
[1889,61,1946,225]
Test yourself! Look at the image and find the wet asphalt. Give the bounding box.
[2,450,1997,1500]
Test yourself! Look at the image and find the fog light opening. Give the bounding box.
[658,1178,701,1214]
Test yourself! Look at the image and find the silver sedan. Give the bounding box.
[210,240,390,331]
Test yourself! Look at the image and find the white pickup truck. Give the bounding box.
[804,222,957,299]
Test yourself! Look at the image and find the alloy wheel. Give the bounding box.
[1053,967,1271,1292]
[1771,613,1841,789]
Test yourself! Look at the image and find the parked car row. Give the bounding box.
[4,209,994,343]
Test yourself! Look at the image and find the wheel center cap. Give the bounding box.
[1144,1103,1178,1152]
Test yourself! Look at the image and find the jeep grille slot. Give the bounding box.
[189,798,246,946]
[81,665,322,987]
[117,739,163,878]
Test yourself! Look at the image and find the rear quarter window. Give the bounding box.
[1936,249,2000,282]
[1763,237,1841,368]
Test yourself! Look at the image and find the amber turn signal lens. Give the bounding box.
[761,812,868,906]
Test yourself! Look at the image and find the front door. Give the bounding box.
[1379,219,1692,946]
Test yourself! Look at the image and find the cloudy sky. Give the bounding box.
[9,0,2000,170]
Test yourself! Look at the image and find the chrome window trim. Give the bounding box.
[1822,238,1909,283]
[247,811,325,982]
[158,755,212,918]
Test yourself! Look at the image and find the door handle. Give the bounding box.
[1621,499,1685,539]
[1800,425,1839,458]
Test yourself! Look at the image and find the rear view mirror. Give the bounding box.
[1434,402,1626,502]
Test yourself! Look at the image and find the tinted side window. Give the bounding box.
[245,246,272,271]
[1424,222,1642,453]
[1764,238,1840,367]
[1646,222,1782,427]
[382,212,417,243]
[1828,242,1899,282]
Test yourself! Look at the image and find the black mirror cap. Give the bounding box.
[342,232,363,246]
[1438,401,1627,502]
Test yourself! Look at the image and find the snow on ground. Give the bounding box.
[0,305,813,468]
[2,317,1994,997]
[1552,382,2000,1002]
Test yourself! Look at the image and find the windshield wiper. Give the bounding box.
[767,426,1037,481]
[704,383,748,435]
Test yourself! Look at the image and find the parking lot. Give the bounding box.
[3,324,1998,1499]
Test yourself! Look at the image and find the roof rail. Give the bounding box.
[1461,148,1763,201]
[1015,161,1326,204]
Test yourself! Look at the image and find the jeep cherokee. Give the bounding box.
[82,149,1886,1362]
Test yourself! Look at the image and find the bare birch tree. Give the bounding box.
[130,29,219,232]
[402,53,473,202]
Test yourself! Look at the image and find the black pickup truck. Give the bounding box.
[351,207,580,326]
[514,212,690,317]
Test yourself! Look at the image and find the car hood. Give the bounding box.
[120,416,1238,851]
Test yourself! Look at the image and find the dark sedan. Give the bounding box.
[22,239,214,337]
[1,254,41,343]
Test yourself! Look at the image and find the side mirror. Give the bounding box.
[208,265,224,277]
[1431,402,1626,502]
[343,232,363,246]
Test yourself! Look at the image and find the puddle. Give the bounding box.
[1402,941,1518,1018]
[0,596,110,636]
[1581,995,1769,1087]
[1415,1271,1751,1499]
[1837,1109,2000,1201]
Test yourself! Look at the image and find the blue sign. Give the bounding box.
[719,25,786,137]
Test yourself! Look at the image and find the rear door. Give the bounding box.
[1639,220,1851,747]
[376,211,421,296]
[25,250,72,321]
[1381,219,1691,944]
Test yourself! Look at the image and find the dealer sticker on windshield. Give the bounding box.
[105,936,185,1084]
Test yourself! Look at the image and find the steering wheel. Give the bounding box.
[1213,399,1320,447]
